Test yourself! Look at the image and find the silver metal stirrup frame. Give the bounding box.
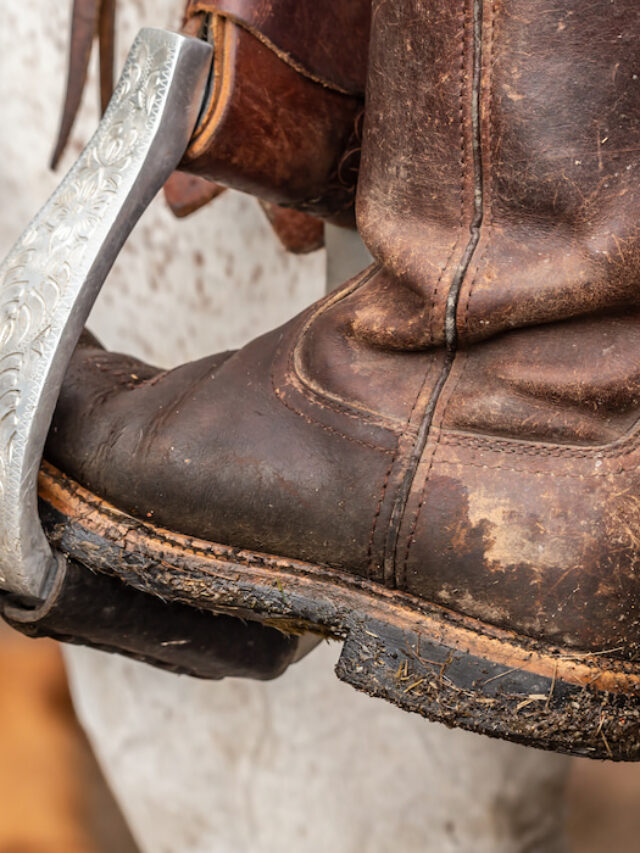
[0,29,212,601]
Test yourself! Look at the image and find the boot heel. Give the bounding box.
[336,610,640,761]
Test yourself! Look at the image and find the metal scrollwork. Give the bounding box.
[0,28,212,599]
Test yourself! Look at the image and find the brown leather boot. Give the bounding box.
[27,0,640,758]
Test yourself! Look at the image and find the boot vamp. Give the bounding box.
[44,301,405,576]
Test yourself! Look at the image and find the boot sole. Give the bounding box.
[39,461,640,760]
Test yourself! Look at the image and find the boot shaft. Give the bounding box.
[357,0,640,347]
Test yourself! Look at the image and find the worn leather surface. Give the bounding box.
[355,0,477,351]
[181,15,363,223]
[53,0,367,225]
[1,556,298,680]
[185,0,371,93]
[179,1,369,223]
[45,325,397,575]
[44,0,640,663]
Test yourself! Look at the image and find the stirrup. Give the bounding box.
[0,29,212,602]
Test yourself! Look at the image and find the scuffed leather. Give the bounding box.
[53,0,368,225]
[45,318,398,576]
[181,16,362,222]
[457,0,640,346]
[185,0,371,93]
[177,0,370,223]
[45,0,640,665]
[354,0,477,349]
[355,0,640,348]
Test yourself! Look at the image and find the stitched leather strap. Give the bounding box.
[185,0,371,93]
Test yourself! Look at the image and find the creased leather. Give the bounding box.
[42,0,640,667]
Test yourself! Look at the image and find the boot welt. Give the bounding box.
[38,460,640,760]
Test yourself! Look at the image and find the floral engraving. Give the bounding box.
[0,32,177,569]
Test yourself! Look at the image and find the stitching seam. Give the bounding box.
[271,382,393,453]
[386,0,483,584]
[441,427,640,459]
[431,455,631,479]
[401,356,470,576]
[403,0,492,573]
[270,335,394,453]
[286,265,413,431]
[366,362,437,572]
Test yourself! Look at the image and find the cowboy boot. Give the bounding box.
[52,0,369,244]
[0,29,316,681]
[12,0,640,757]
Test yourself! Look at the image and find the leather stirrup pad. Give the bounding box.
[1,557,298,680]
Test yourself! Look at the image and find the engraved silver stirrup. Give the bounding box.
[0,29,212,601]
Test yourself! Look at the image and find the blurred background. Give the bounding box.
[2,1,640,850]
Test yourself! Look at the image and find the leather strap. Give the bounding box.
[185,0,371,93]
